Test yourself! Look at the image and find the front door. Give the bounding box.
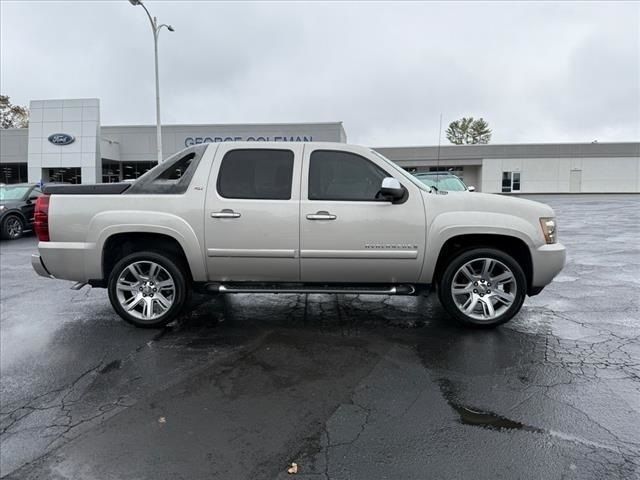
[22,187,42,227]
[204,144,303,282]
[300,146,426,283]
[570,170,582,193]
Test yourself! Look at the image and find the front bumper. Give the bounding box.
[531,242,566,287]
[31,254,54,278]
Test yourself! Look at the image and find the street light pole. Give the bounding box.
[128,0,174,164]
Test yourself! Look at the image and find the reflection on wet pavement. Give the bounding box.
[1,195,639,479]
[437,378,544,433]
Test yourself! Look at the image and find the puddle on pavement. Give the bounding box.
[438,379,543,433]
[439,380,625,455]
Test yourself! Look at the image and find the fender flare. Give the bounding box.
[421,211,538,284]
[86,210,207,282]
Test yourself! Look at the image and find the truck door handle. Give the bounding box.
[306,211,337,220]
[211,209,241,219]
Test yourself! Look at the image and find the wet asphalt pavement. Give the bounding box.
[1,194,639,479]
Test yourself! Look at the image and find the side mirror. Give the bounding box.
[380,177,404,201]
[467,186,476,192]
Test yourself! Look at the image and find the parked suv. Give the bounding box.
[32,142,565,328]
[0,183,43,240]
[413,172,473,192]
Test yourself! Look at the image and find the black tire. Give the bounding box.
[1,215,24,240]
[438,248,527,328]
[108,251,190,328]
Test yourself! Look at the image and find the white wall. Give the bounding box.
[461,166,480,190]
[27,99,101,184]
[481,156,640,193]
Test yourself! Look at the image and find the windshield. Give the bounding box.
[0,186,30,201]
[369,150,432,192]
[414,174,468,191]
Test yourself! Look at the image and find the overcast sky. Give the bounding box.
[1,1,638,146]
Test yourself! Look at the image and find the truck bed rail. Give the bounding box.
[43,183,131,195]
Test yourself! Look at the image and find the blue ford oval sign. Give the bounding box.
[48,133,75,146]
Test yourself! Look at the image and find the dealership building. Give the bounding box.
[1,98,638,193]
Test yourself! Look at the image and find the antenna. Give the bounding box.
[436,113,443,183]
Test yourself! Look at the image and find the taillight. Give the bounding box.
[34,195,50,242]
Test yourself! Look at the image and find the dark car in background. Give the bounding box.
[413,172,474,192]
[0,184,43,240]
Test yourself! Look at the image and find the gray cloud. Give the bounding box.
[1,1,638,146]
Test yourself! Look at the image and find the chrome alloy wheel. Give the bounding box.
[115,261,176,321]
[6,217,23,239]
[450,257,517,321]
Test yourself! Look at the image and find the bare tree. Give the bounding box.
[0,95,29,129]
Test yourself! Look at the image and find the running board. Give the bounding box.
[206,283,416,295]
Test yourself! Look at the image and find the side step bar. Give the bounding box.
[205,284,416,295]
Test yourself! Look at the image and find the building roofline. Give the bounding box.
[29,97,98,102]
[374,141,640,161]
[374,141,640,149]
[101,121,345,129]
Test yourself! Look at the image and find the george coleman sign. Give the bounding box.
[184,135,313,147]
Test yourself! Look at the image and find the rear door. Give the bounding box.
[204,144,302,282]
[300,145,426,283]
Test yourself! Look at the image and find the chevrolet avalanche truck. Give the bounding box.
[31,142,566,328]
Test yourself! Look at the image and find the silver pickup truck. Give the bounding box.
[31,142,566,328]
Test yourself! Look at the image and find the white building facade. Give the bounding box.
[376,142,640,193]
[1,98,638,193]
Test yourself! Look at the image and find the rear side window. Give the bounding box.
[155,153,195,181]
[309,150,389,201]
[217,149,294,200]
[126,144,207,195]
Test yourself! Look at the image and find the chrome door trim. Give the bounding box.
[207,248,297,258]
[300,249,418,259]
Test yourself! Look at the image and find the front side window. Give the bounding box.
[309,150,389,201]
[217,149,294,200]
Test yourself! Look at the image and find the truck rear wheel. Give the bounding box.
[108,251,189,328]
[438,248,526,327]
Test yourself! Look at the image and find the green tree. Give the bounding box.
[0,95,29,129]
[446,117,492,145]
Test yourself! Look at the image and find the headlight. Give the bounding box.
[539,217,557,244]
[0,205,5,211]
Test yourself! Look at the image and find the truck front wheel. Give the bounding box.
[438,248,526,327]
[108,251,189,328]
